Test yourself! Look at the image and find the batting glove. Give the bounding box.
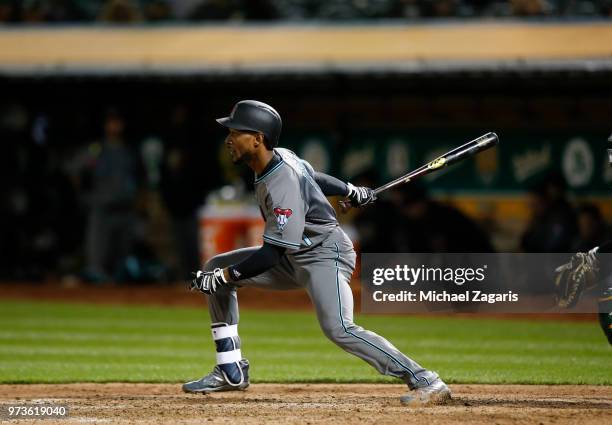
[346,182,376,207]
[190,268,227,295]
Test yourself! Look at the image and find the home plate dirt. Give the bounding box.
[0,384,610,424]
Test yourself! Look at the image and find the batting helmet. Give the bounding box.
[216,100,282,150]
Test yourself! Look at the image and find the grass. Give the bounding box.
[0,300,609,385]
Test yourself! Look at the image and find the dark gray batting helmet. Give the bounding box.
[216,100,282,150]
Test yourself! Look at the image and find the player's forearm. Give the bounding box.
[314,172,349,197]
[223,242,286,282]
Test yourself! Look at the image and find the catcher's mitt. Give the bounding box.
[554,249,600,308]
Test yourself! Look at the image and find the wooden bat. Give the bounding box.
[341,132,499,211]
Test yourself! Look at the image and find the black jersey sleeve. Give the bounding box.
[227,242,286,281]
[301,158,349,197]
[314,172,349,197]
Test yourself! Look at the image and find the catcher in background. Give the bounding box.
[554,135,612,344]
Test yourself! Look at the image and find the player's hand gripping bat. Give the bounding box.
[340,132,499,212]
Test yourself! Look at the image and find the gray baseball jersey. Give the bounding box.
[255,148,338,254]
[202,148,438,389]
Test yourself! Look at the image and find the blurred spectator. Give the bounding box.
[82,109,142,282]
[520,183,549,252]
[0,0,20,21]
[316,0,396,19]
[421,0,460,17]
[356,181,494,253]
[158,105,205,280]
[142,0,171,20]
[389,0,423,19]
[0,105,83,280]
[188,0,279,21]
[393,183,494,253]
[573,203,612,252]
[98,0,142,22]
[21,0,87,22]
[511,0,549,16]
[1,0,611,22]
[242,0,279,20]
[28,144,82,279]
[188,0,242,20]
[167,0,202,18]
[520,172,578,253]
[0,104,30,278]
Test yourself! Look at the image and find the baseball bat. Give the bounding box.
[341,132,499,211]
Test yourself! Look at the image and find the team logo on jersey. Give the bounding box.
[273,207,293,231]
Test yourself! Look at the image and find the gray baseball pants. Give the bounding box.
[203,227,437,389]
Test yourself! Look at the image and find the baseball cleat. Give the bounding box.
[400,377,451,406]
[182,359,250,394]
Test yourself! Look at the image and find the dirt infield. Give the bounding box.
[0,384,610,424]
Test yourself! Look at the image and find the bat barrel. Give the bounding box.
[444,132,498,166]
[477,132,499,148]
[372,132,500,197]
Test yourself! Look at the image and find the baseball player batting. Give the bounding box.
[183,100,451,406]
